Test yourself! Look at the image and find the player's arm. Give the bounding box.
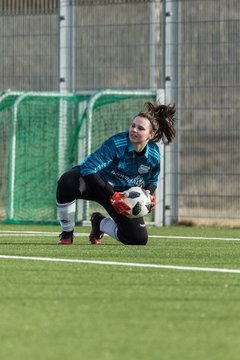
[83,173,114,198]
[143,161,160,211]
[80,140,116,197]
[143,143,160,196]
[79,137,116,175]
[144,183,156,195]
[83,174,130,216]
[143,163,159,195]
[80,139,130,215]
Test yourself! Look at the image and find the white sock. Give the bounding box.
[56,200,76,232]
[100,218,119,240]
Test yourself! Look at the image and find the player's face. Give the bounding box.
[129,116,154,145]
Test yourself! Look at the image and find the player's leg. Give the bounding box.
[56,168,94,244]
[57,169,148,245]
[102,215,148,245]
[91,197,148,245]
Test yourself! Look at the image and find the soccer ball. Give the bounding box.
[124,186,152,218]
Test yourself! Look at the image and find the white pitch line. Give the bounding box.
[150,235,240,241]
[0,254,240,274]
[0,230,240,241]
[0,232,87,237]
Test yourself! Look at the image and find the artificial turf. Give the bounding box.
[0,223,240,360]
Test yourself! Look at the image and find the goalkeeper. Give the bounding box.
[56,101,176,245]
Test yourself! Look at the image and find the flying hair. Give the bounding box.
[137,101,176,143]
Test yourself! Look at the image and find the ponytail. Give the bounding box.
[137,101,176,143]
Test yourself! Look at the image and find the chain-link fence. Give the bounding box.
[0,0,162,91]
[0,0,239,225]
[174,0,240,226]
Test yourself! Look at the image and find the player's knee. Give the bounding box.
[57,174,68,201]
[137,233,148,245]
[57,171,77,203]
[120,231,148,245]
[136,227,148,245]
[57,172,71,190]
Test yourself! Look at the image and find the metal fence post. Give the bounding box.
[163,0,180,225]
[58,0,75,93]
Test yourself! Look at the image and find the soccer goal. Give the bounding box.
[0,89,165,225]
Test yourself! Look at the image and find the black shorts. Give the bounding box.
[56,168,148,245]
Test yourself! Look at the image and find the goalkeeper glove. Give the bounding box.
[146,190,156,212]
[110,192,131,216]
[150,195,156,212]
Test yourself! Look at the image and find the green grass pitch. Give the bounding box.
[1,223,240,360]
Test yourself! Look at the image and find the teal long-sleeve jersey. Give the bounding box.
[78,131,160,193]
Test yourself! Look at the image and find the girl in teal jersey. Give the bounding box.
[56,101,176,245]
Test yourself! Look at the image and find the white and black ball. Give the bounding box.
[124,186,152,218]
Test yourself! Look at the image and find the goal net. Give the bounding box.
[0,90,156,224]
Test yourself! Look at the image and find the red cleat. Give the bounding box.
[58,231,74,245]
[89,212,105,245]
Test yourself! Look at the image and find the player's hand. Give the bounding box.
[146,191,156,212]
[150,195,156,212]
[110,192,131,216]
